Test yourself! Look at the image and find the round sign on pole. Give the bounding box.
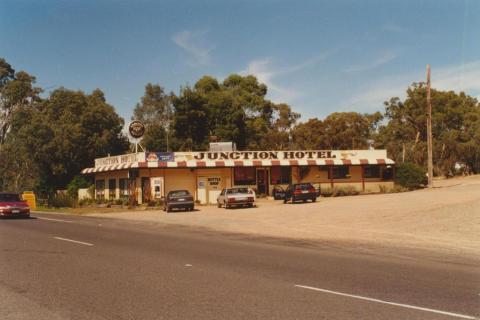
[128,120,145,139]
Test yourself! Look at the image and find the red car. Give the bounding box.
[0,192,30,218]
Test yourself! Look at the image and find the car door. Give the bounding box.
[217,189,225,203]
[286,185,293,198]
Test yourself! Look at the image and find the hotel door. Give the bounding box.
[141,177,152,204]
[256,168,269,195]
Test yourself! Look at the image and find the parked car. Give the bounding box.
[283,183,317,203]
[272,185,286,200]
[0,192,30,218]
[217,187,255,209]
[163,190,194,212]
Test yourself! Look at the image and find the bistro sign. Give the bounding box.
[193,150,336,161]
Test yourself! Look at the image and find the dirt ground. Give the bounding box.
[85,175,480,260]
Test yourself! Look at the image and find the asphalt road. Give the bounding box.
[1,212,479,320]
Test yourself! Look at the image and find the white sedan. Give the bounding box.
[217,187,255,209]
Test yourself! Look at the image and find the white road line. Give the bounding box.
[294,285,477,320]
[53,237,93,246]
[38,217,72,223]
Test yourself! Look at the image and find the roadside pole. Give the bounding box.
[426,65,433,188]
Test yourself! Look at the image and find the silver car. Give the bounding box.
[217,187,255,209]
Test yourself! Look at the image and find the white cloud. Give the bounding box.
[343,51,398,73]
[344,60,480,111]
[241,52,330,104]
[172,30,213,67]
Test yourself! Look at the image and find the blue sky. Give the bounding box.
[1,0,479,122]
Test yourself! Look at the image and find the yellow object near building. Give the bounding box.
[22,191,37,210]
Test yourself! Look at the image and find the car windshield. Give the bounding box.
[227,188,248,194]
[169,190,189,197]
[0,194,21,202]
[295,184,313,190]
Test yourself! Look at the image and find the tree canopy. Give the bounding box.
[0,58,42,145]
[0,81,129,193]
[132,83,172,151]
[292,112,382,150]
[375,83,480,175]
[137,75,299,151]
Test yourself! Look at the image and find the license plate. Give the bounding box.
[12,210,20,214]
[302,190,308,194]
[238,197,247,201]
[178,198,185,201]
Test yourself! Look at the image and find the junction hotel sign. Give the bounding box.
[193,150,336,161]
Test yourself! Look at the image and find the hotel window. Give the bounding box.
[270,167,292,185]
[119,178,129,198]
[363,165,380,178]
[95,179,105,199]
[108,179,116,199]
[234,167,256,185]
[382,166,394,181]
[328,166,350,179]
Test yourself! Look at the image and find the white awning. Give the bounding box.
[81,158,395,174]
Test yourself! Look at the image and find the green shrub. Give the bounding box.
[147,200,157,207]
[395,163,428,190]
[49,193,76,208]
[332,186,359,197]
[390,185,408,193]
[320,189,333,197]
[67,176,92,199]
[87,185,95,198]
[379,185,388,193]
[78,198,94,206]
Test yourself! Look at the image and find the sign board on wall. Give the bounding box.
[193,151,336,161]
[207,177,221,189]
[146,152,175,162]
[95,152,146,168]
[171,150,388,162]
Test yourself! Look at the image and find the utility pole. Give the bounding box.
[426,64,434,188]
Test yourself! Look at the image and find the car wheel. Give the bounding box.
[166,206,171,213]
[312,197,317,202]
[303,199,307,203]
[248,203,253,208]
[190,206,194,211]
[217,201,222,208]
[283,198,288,204]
